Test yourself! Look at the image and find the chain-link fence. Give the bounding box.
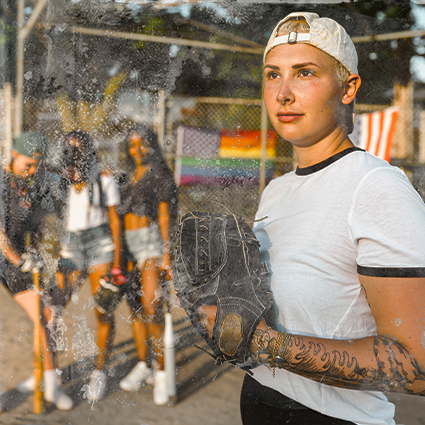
[163,96,293,221]
[22,94,295,222]
[2,91,425,247]
[14,94,425,182]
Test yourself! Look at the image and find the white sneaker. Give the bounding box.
[16,374,35,393]
[153,370,168,406]
[44,370,73,411]
[16,371,61,393]
[87,370,107,403]
[119,361,154,392]
[46,388,73,411]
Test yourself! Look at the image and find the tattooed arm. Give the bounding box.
[250,275,425,396]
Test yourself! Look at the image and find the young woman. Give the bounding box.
[59,130,121,402]
[117,124,177,406]
[203,12,425,425]
[1,131,73,410]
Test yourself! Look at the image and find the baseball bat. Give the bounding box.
[33,267,44,414]
[164,310,176,402]
[163,271,177,405]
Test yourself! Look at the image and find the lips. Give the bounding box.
[277,112,303,123]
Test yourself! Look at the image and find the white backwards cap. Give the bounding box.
[264,12,358,75]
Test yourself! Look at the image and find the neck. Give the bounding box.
[73,181,88,193]
[294,127,354,169]
[134,164,150,181]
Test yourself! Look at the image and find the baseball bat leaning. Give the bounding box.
[33,267,44,414]
[163,269,177,405]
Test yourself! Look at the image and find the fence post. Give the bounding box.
[2,83,13,162]
[157,90,165,148]
[393,81,414,160]
[165,97,174,169]
[260,97,267,195]
[420,111,425,165]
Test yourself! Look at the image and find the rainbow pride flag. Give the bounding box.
[175,126,276,186]
[219,129,277,158]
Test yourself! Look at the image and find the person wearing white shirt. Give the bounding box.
[59,130,121,403]
[201,12,425,425]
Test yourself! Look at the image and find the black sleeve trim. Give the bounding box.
[357,265,425,278]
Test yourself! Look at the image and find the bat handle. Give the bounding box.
[33,269,44,414]
[164,311,177,404]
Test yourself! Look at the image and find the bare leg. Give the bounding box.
[14,290,55,370]
[132,318,149,362]
[89,263,115,371]
[140,259,164,370]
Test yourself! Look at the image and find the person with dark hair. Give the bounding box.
[58,130,121,402]
[117,124,177,406]
[0,131,73,410]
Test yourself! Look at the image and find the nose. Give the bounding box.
[276,78,295,106]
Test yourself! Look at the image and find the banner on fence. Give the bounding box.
[175,126,275,186]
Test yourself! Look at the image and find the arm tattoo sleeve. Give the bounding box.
[250,329,425,396]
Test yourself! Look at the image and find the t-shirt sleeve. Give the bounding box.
[349,166,425,277]
[101,174,120,207]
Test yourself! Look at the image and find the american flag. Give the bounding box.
[351,106,399,163]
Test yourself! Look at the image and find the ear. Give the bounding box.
[342,74,361,106]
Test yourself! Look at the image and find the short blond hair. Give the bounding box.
[276,17,350,86]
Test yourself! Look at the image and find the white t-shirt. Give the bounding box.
[66,174,120,232]
[252,148,425,425]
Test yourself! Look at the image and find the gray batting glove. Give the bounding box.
[20,249,43,273]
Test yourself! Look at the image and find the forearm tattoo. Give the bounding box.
[250,329,425,395]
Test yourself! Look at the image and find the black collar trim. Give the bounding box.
[295,147,365,176]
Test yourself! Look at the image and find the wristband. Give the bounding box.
[271,332,291,378]
[111,267,121,275]
[110,267,127,285]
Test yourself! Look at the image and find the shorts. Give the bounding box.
[125,224,163,267]
[60,224,115,271]
[0,257,34,297]
[240,374,356,425]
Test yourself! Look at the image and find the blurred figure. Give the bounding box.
[1,131,73,410]
[59,130,121,402]
[118,124,177,405]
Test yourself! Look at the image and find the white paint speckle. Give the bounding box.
[395,318,402,327]
[420,330,425,351]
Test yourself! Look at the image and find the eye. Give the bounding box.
[266,70,279,80]
[298,69,314,77]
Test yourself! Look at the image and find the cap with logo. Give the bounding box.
[13,131,47,159]
[264,12,358,75]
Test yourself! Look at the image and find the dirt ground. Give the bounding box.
[0,282,423,425]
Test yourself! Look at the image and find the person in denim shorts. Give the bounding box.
[59,130,121,402]
[117,124,177,406]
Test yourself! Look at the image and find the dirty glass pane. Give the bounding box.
[0,1,424,424]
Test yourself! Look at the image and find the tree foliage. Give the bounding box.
[2,1,418,106]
